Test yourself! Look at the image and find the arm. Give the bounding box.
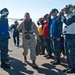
[60,15,75,26]
[56,17,63,41]
[64,15,75,25]
[17,22,23,31]
[33,22,39,40]
[10,25,14,30]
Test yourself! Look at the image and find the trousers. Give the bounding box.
[0,37,9,62]
[64,34,75,68]
[22,35,36,60]
[51,37,61,59]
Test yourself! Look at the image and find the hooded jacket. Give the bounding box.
[0,18,9,38]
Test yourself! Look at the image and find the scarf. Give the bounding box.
[24,19,32,32]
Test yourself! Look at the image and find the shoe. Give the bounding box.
[24,56,27,62]
[40,52,45,55]
[44,54,49,57]
[46,55,52,59]
[1,62,10,68]
[51,59,60,65]
[51,61,56,63]
[63,67,71,72]
[17,44,19,46]
[66,68,75,73]
[32,63,38,69]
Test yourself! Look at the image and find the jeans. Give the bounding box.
[0,37,9,62]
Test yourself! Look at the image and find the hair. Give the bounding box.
[25,12,30,17]
[14,20,18,23]
[43,14,49,20]
[51,8,59,14]
[65,5,73,11]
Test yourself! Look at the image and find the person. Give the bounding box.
[50,9,62,65]
[42,14,52,59]
[0,8,10,68]
[37,18,45,55]
[17,12,39,68]
[60,4,75,73]
[10,21,20,46]
[47,12,53,59]
[73,5,75,14]
[60,35,66,60]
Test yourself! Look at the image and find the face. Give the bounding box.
[65,7,73,14]
[24,14,30,21]
[51,11,58,18]
[65,10,69,14]
[15,21,19,25]
[2,10,5,14]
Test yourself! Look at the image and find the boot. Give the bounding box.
[66,68,75,73]
[1,62,10,68]
[46,55,52,59]
[52,59,60,65]
[63,67,71,72]
[40,52,45,55]
[24,56,27,62]
[32,60,38,68]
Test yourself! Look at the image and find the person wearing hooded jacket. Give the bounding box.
[50,8,63,65]
[0,8,10,68]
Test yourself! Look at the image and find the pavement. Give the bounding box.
[0,37,75,75]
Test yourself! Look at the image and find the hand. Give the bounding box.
[49,11,52,16]
[56,38,60,41]
[60,8,65,15]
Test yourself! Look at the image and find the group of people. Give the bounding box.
[37,4,75,74]
[0,4,75,74]
[0,8,39,69]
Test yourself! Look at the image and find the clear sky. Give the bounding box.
[0,0,75,25]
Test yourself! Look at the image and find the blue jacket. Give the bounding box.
[50,16,62,38]
[0,18,9,37]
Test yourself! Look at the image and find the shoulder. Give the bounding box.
[32,21,35,25]
[32,21,36,26]
[32,21,38,29]
[3,18,8,22]
[20,21,24,26]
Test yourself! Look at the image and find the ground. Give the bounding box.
[0,37,75,75]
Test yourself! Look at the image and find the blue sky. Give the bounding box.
[0,0,75,25]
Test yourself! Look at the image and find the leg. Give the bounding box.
[44,38,48,54]
[17,35,19,46]
[50,36,54,53]
[52,38,61,65]
[0,38,10,68]
[63,35,75,73]
[29,40,36,61]
[13,35,16,45]
[22,39,29,62]
[39,36,45,55]
[46,38,52,59]
[29,37,38,68]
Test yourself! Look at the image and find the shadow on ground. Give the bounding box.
[27,61,66,75]
[3,57,34,75]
